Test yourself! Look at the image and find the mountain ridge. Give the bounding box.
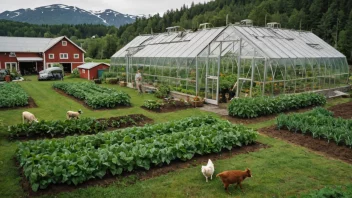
[0,4,145,27]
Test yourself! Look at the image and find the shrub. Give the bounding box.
[85,57,93,62]
[155,85,171,98]
[106,78,118,84]
[143,100,164,110]
[69,68,80,78]
[228,93,326,118]
[102,72,118,80]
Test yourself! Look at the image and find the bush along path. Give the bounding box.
[16,116,257,192]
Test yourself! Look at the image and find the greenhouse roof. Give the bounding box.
[112,26,345,59]
[233,26,345,59]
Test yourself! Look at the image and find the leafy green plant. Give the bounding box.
[16,116,257,191]
[228,93,326,118]
[53,82,131,108]
[143,100,164,110]
[155,85,171,98]
[0,83,29,108]
[69,68,80,78]
[276,107,352,147]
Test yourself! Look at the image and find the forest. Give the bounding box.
[0,0,351,62]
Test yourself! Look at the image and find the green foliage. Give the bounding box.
[219,74,237,91]
[9,118,108,138]
[0,83,28,108]
[143,100,164,110]
[102,72,119,79]
[85,57,93,62]
[69,68,80,78]
[16,116,257,191]
[228,93,326,118]
[276,107,352,147]
[155,85,171,98]
[9,115,147,139]
[52,82,131,108]
[297,185,352,198]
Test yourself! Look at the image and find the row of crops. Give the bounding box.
[16,116,258,191]
[277,107,352,147]
[9,114,148,139]
[0,83,29,108]
[52,82,131,109]
[228,93,326,118]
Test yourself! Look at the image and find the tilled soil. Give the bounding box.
[54,88,131,111]
[259,126,352,165]
[0,97,37,111]
[328,101,352,119]
[18,142,267,197]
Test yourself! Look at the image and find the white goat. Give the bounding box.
[22,111,39,124]
[66,110,82,120]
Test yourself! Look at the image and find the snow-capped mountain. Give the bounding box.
[0,4,144,27]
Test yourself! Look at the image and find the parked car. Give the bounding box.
[38,67,64,81]
[0,69,10,81]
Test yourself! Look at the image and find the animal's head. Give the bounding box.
[208,159,213,165]
[78,110,82,114]
[245,168,252,178]
[34,119,39,123]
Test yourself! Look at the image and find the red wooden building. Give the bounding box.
[77,62,110,80]
[0,36,85,74]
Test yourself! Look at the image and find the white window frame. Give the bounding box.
[60,53,68,59]
[82,69,85,74]
[5,62,18,71]
[62,41,67,46]
[74,54,79,59]
[9,52,16,57]
[49,54,55,59]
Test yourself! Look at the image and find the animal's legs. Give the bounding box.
[224,183,230,194]
[239,182,243,191]
[206,177,208,182]
[211,174,212,180]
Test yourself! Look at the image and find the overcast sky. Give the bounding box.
[0,0,211,15]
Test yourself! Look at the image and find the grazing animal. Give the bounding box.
[22,111,39,124]
[66,110,82,120]
[216,168,252,194]
[201,159,214,182]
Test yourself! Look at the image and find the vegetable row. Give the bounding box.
[16,116,257,191]
[52,82,131,109]
[276,107,352,147]
[9,114,148,139]
[0,83,29,108]
[228,93,326,118]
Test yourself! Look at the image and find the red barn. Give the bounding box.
[77,63,110,80]
[0,36,85,74]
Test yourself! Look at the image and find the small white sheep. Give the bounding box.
[22,111,39,124]
[66,110,82,120]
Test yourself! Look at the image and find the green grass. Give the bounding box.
[1,76,352,198]
[89,59,110,64]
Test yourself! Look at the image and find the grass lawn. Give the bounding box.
[1,75,352,197]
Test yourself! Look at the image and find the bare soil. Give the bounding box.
[259,126,352,165]
[18,142,267,197]
[0,97,37,111]
[328,101,352,119]
[141,99,193,113]
[54,88,131,111]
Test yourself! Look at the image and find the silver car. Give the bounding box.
[38,67,64,81]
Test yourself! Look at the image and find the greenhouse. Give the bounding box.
[111,24,349,105]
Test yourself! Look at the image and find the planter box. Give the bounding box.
[120,81,127,87]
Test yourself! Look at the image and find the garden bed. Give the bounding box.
[18,142,267,197]
[9,114,153,140]
[259,126,352,165]
[328,101,352,119]
[0,97,37,110]
[54,88,131,111]
[141,99,193,113]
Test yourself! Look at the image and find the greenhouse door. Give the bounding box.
[205,58,220,105]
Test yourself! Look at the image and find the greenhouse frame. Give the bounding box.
[111,25,349,105]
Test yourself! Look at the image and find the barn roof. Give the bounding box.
[77,62,110,69]
[0,36,85,53]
